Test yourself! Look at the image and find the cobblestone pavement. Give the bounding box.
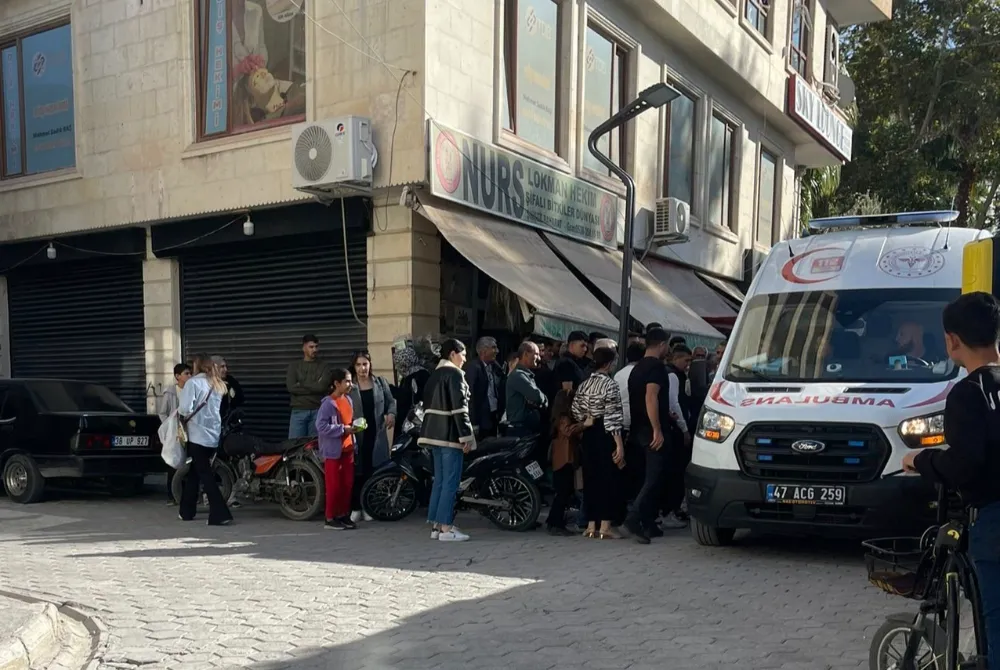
[0,491,905,670]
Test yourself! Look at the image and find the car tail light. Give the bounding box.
[79,434,111,449]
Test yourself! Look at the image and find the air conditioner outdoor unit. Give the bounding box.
[653,197,691,242]
[291,116,376,196]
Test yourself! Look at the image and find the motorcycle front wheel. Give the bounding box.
[361,471,419,521]
[481,472,541,532]
[170,459,235,504]
[277,459,325,521]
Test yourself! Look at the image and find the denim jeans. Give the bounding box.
[427,446,464,526]
[288,409,319,439]
[970,501,1000,670]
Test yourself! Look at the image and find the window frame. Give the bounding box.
[580,20,631,179]
[788,1,812,78]
[707,111,739,233]
[192,0,308,142]
[661,83,700,214]
[744,0,770,38]
[755,146,780,248]
[501,0,564,158]
[0,18,74,181]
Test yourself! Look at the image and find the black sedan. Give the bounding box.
[0,379,163,503]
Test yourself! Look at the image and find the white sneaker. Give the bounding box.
[363,512,374,522]
[430,529,440,540]
[350,510,363,523]
[660,512,688,530]
[438,527,470,542]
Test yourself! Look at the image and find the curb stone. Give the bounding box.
[0,602,59,670]
[0,590,107,670]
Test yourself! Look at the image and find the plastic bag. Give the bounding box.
[158,410,186,469]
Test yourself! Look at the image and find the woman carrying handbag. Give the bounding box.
[177,354,233,526]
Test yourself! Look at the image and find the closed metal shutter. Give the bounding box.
[180,234,367,440]
[7,259,147,411]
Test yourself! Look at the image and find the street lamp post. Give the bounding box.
[588,83,681,355]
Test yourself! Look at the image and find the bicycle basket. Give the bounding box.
[861,537,932,599]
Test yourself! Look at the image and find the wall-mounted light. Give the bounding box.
[46,243,56,260]
[243,214,254,237]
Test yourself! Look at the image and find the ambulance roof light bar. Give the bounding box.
[806,210,959,235]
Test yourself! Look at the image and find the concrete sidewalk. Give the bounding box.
[0,595,61,670]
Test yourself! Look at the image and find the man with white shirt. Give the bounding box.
[614,342,647,505]
[662,346,694,527]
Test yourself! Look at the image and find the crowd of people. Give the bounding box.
[156,328,726,542]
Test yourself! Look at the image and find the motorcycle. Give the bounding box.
[361,404,544,532]
[171,412,325,521]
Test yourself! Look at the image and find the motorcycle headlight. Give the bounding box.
[898,413,945,448]
[697,409,736,443]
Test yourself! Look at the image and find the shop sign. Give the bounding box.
[429,122,620,249]
[786,75,852,162]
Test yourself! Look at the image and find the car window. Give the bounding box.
[26,381,132,413]
[1,387,33,423]
[0,388,10,421]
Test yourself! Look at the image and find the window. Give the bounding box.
[502,0,561,154]
[744,0,769,37]
[756,149,778,246]
[789,3,811,77]
[27,381,131,413]
[581,24,628,174]
[708,114,737,230]
[663,88,697,209]
[196,0,307,139]
[1,23,76,178]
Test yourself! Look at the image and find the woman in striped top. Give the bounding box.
[571,346,626,539]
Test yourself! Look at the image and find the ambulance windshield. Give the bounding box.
[726,288,961,383]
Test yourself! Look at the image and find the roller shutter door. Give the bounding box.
[7,259,147,411]
[180,234,367,441]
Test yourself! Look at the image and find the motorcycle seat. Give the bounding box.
[224,434,309,457]
[475,436,530,455]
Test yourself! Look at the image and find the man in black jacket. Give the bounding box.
[903,292,1000,670]
[553,331,590,392]
[464,336,505,438]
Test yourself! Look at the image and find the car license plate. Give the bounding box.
[112,435,149,447]
[525,461,543,480]
[766,484,846,505]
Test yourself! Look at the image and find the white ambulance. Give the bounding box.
[686,211,989,546]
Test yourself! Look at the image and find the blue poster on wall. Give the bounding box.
[20,24,75,175]
[203,0,228,135]
[1,46,21,176]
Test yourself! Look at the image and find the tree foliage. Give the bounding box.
[808,0,1000,228]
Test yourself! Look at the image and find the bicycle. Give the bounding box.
[863,470,988,670]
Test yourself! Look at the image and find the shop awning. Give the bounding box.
[643,258,738,323]
[416,196,619,340]
[697,272,746,306]
[541,232,723,344]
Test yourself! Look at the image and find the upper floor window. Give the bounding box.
[197,0,307,140]
[1,23,76,178]
[745,0,769,37]
[708,113,738,230]
[581,24,629,175]
[501,0,561,154]
[789,3,811,77]
[756,149,778,246]
[663,87,697,211]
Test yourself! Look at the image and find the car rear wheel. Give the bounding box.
[3,454,45,504]
[691,517,736,546]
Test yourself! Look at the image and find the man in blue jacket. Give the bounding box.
[505,341,548,438]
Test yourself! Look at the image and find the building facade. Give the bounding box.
[0,0,889,437]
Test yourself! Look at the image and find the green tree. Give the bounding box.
[834,0,1000,226]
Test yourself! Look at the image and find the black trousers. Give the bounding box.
[580,421,618,523]
[351,436,376,511]
[179,443,232,524]
[547,464,575,529]
[659,428,690,515]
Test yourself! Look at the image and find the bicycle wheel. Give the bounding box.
[869,613,947,670]
[945,572,961,670]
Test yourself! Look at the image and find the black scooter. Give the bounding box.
[360,404,544,532]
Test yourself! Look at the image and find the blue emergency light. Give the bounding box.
[806,210,959,236]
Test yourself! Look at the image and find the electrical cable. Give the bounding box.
[341,196,365,327]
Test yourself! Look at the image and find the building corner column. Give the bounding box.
[143,257,182,413]
[367,201,440,376]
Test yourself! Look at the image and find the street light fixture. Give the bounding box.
[588,82,681,355]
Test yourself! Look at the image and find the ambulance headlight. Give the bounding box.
[898,413,945,448]
[697,410,736,443]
